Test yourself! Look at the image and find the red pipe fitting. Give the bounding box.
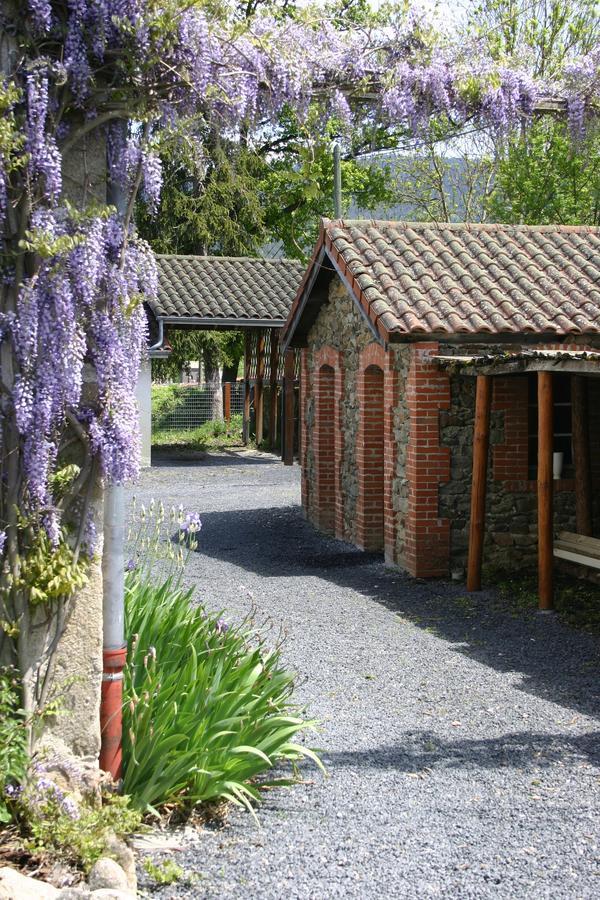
[100,644,127,782]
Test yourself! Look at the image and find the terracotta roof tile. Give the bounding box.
[321,220,600,337]
[150,255,305,322]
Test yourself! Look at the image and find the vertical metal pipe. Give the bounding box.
[100,121,128,780]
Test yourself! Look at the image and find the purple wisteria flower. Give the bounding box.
[0,530,6,555]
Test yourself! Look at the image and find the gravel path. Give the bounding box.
[129,452,600,900]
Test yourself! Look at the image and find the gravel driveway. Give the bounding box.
[129,451,600,900]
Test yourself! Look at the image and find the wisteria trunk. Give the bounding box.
[204,345,224,421]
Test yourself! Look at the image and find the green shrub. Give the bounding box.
[151,413,244,451]
[122,575,321,816]
[151,384,187,426]
[0,667,28,824]
[24,790,142,873]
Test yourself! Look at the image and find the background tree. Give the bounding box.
[488,117,600,224]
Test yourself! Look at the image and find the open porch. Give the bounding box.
[434,349,600,610]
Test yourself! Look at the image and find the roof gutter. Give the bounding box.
[156,315,286,330]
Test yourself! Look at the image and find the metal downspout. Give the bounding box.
[100,122,128,781]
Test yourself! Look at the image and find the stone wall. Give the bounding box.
[389,346,410,565]
[304,274,414,562]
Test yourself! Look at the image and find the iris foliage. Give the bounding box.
[122,575,322,816]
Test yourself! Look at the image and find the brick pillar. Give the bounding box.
[357,364,385,550]
[355,343,398,560]
[315,364,336,533]
[403,343,451,577]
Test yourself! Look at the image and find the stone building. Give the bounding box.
[281,219,600,594]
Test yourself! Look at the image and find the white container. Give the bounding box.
[553,451,564,480]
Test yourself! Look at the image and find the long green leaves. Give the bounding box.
[122,576,321,814]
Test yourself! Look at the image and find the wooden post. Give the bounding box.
[268,330,279,450]
[242,331,251,444]
[572,375,592,537]
[255,330,266,446]
[467,375,492,591]
[283,349,295,466]
[538,371,554,610]
[223,381,231,424]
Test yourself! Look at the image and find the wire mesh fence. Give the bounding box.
[152,382,245,437]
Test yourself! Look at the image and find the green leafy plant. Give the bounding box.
[122,575,322,817]
[143,858,185,884]
[16,529,89,606]
[0,667,28,824]
[24,792,142,873]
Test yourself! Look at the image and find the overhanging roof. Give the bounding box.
[282,219,600,348]
[432,348,600,376]
[149,254,306,329]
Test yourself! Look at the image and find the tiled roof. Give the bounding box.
[151,255,306,323]
[284,220,600,344]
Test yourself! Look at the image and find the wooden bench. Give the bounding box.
[553,531,600,570]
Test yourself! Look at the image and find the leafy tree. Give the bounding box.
[487,117,600,224]
[467,0,599,77]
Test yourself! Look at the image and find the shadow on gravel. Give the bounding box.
[323,729,600,772]
[152,450,278,468]
[194,505,600,724]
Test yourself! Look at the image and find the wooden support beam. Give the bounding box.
[538,371,554,610]
[283,349,295,466]
[467,375,492,591]
[223,381,231,424]
[268,331,279,450]
[255,330,266,446]
[242,331,251,444]
[571,375,593,537]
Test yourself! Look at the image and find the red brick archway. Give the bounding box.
[312,347,345,536]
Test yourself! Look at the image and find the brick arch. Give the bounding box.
[357,343,398,561]
[313,347,345,536]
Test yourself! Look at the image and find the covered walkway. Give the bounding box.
[139,254,305,465]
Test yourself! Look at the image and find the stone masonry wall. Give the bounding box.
[304,274,413,562]
[305,277,374,543]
